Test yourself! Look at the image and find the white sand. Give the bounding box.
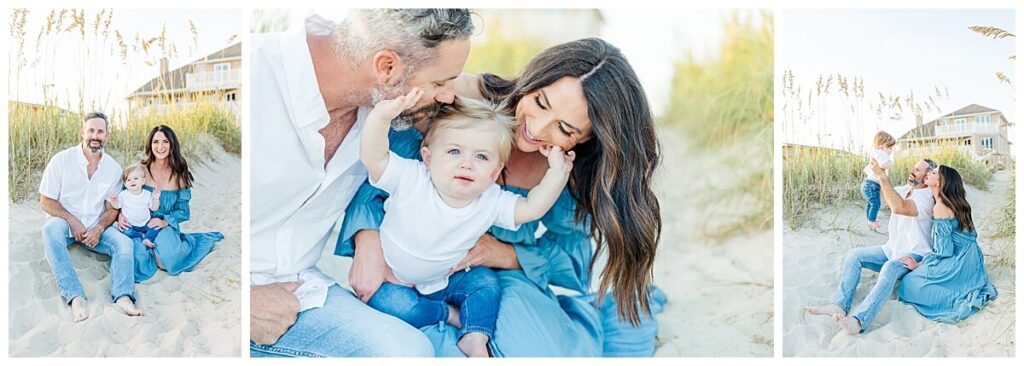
[783,170,1015,356]
[7,143,241,357]
[317,126,774,356]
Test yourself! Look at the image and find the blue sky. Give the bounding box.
[780,9,1015,151]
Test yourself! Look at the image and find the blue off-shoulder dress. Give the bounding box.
[133,185,225,282]
[897,218,998,323]
[335,128,666,357]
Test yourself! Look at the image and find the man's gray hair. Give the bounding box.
[84,111,109,129]
[331,9,475,72]
[923,158,938,173]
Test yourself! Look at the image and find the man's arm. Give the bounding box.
[40,195,87,241]
[874,163,918,217]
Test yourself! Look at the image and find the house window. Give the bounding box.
[954,118,966,132]
[964,138,971,146]
[213,63,231,83]
[981,137,994,150]
[976,115,991,123]
[226,92,237,102]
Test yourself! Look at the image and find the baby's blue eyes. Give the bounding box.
[446,149,488,161]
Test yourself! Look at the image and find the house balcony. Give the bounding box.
[934,121,1001,137]
[131,101,240,117]
[186,70,241,90]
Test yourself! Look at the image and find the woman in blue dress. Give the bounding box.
[897,165,997,323]
[119,125,224,282]
[337,38,666,356]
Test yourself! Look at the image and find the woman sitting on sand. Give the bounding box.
[896,165,998,322]
[120,125,224,282]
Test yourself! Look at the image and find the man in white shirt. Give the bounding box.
[40,112,141,322]
[805,158,937,334]
[249,9,474,357]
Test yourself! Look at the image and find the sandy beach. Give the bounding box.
[7,141,241,357]
[316,126,775,357]
[783,170,1015,357]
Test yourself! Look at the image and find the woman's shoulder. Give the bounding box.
[932,201,954,219]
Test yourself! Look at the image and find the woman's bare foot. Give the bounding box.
[457,332,490,357]
[115,296,143,316]
[70,296,88,322]
[868,221,881,229]
[446,304,461,328]
[835,315,862,334]
[804,304,845,317]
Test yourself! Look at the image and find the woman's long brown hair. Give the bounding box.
[142,125,194,189]
[479,38,662,325]
[937,165,975,233]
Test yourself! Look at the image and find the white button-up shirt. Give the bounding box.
[883,185,935,258]
[249,20,369,311]
[39,145,122,229]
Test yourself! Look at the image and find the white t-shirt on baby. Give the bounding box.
[118,189,153,227]
[371,153,521,295]
[864,149,892,182]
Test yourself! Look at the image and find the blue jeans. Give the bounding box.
[830,246,922,331]
[41,217,135,303]
[123,225,159,243]
[368,266,500,341]
[862,179,881,222]
[250,284,433,357]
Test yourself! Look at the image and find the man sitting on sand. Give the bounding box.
[805,158,937,334]
[39,112,142,321]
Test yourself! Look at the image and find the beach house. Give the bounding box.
[126,42,241,119]
[897,104,1012,170]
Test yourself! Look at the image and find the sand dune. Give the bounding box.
[7,142,241,357]
[783,171,1015,357]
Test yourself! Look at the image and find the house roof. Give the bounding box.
[899,103,1001,140]
[127,42,241,97]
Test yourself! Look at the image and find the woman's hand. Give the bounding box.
[349,230,390,303]
[117,212,129,231]
[900,256,921,270]
[452,233,521,273]
[147,218,168,229]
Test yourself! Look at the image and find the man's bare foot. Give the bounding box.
[804,304,846,317]
[115,296,143,316]
[457,332,490,357]
[836,315,862,334]
[70,296,88,322]
[446,304,461,328]
[143,239,155,249]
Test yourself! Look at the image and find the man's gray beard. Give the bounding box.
[370,86,415,131]
[83,140,104,153]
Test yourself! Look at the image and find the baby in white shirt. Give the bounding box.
[863,131,896,229]
[360,88,574,357]
[107,164,161,248]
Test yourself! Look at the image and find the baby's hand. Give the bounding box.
[543,146,575,175]
[366,88,423,125]
[152,190,161,202]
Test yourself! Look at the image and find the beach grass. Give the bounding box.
[662,11,774,239]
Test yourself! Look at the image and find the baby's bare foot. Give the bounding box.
[446,304,461,328]
[115,296,143,317]
[70,296,88,322]
[804,304,845,317]
[143,239,155,249]
[457,332,490,358]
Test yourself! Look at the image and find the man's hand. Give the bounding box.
[349,231,389,303]
[250,281,303,345]
[68,217,88,242]
[117,212,130,231]
[869,158,887,180]
[80,225,104,247]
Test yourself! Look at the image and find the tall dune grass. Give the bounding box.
[662,11,774,239]
[8,8,240,203]
[783,143,994,229]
